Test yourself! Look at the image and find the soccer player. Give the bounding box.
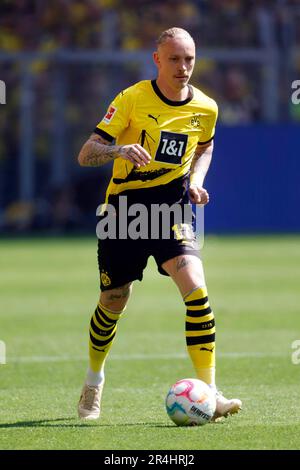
[77,27,242,421]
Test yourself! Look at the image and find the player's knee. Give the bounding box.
[100,282,132,312]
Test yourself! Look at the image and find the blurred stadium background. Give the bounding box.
[1,0,300,235]
[1,1,300,451]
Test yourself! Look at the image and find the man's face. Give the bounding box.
[153,36,196,91]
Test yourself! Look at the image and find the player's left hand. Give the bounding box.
[188,185,210,205]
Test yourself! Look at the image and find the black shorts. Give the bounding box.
[97,176,200,291]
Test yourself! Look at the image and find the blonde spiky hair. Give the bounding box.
[156,27,195,47]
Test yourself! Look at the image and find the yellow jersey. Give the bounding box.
[95,80,218,199]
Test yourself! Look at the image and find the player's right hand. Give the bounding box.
[119,144,151,168]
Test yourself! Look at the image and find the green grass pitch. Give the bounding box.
[0,236,300,450]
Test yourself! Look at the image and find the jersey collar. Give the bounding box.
[151,80,193,106]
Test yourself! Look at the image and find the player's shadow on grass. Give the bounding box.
[0,418,94,428]
[0,418,169,428]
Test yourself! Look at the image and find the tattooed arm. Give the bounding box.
[189,141,213,187]
[77,133,151,168]
[188,140,214,205]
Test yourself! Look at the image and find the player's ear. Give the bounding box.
[153,51,160,67]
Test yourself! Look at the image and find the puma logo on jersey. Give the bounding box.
[148,114,160,124]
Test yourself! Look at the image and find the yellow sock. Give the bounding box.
[184,286,216,387]
[89,302,124,373]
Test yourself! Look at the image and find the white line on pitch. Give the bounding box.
[6,351,285,364]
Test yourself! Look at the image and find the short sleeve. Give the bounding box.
[198,99,218,145]
[94,87,135,142]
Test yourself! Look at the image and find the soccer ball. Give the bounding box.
[165,378,216,426]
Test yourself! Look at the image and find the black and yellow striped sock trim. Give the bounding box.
[184,287,215,347]
[184,286,215,373]
[89,303,124,351]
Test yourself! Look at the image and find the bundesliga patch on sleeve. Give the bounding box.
[103,105,117,123]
